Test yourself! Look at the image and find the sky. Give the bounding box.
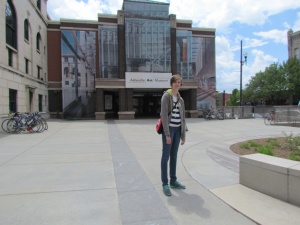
[47,0,300,93]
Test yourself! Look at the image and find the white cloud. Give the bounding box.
[47,0,123,20]
[293,12,300,31]
[169,0,300,30]
[253,29,288,44]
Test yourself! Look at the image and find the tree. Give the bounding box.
[283,57,300,96]
[226,89,239,106]
[244,57,300,105]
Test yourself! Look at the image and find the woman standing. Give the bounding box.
[160,74,186,197]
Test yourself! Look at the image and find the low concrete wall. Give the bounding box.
[240,154,300,206]
[118,111,135,120]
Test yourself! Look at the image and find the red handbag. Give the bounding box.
[156,118,163,134]
[156,101,178,135]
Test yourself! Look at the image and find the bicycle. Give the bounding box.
[203,108,224,120]
[1,112,48,134]
[264,110,278,125]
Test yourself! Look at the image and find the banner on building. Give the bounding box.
[125,72,172,88]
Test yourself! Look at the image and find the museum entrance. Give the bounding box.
[133,92,162,118]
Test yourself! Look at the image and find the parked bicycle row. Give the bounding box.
[201,108,225,120]
[1,112,48,134]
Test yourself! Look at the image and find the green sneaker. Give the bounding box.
[170,181,186,189]
[162,185,172,196]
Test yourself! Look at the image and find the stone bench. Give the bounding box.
[240,154,300,206]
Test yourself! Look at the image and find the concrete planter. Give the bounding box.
[240,154,300,206]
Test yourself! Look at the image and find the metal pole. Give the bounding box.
[240,40,242,106]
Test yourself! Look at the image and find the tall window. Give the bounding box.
[99,26,119,78]
[9,89,17,112]
[8,49,13,66]
[24,19,29,41]
[36,32,41,51]
[37,66,41,79]
[25,58,29,74]
[6,0,17,49]
[36,0,41,10]
[38,95,43,111]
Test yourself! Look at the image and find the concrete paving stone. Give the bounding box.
[183,149,239,189]
[0,147,32,156]
[156,180,256,225]
[0,155,16,165]
[24,143,111,154]
[115,170,154,192]
[211,184,300,225]
[0,189,121,225]
[0,162,115,195]
[137,158,162,185]
[113,161,143,175]
[123,218,177,225]
[118,189,173,224]
[39,136,106,145]
[5,152,111,165]
[1,118,300,225]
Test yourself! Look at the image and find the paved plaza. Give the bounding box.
[0,118,300,225]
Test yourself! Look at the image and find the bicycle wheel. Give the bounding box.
[217,112,224,120]
[39,117,48,131]
[271,119,279,125]
[7,119,21,133]
[29,120,41,133]
[264,115,271,125]
[1,119,11,133]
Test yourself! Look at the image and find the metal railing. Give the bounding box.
[198,105,300,124]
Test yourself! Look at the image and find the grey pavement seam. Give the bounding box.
[107,120,177,225]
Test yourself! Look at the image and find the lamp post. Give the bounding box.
[240,40,247,106]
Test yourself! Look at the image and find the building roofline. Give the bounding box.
[123,0,169,5]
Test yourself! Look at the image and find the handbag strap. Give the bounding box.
[168,101,178,116]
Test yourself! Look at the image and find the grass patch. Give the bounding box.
[266,138,281,147]
[289,150,300,161]
[236,134,300,161]
[257,146,274,156]
[240,140,262,149]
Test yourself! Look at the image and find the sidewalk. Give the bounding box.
[0,118,299,225]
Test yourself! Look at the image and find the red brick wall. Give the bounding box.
[47,31,62,82]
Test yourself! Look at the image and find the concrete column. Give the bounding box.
[118,10,126,79]
[170,14,177,75]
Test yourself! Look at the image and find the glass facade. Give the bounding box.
[98,25,118,78]
[61,30,96,118]
[176,30,216,108]
[123,1,169,20]
[124,1,171,73]
[176,30,193,79]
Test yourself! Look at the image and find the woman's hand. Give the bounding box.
[181,139,185,145]
[166,135,171,144]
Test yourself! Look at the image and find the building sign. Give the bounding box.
[125,72,172,88]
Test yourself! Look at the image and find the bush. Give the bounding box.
[257,146,274,156]
[283,132,300,151]
[240,140,261,149]
[289,150,300,161]
[266,138,281,147]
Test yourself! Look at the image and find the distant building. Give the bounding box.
[47,0,216,119]
[0,0,49,118]
[0,0,216,120]
[288,29,300,60]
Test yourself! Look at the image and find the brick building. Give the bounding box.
[47,0,216,119]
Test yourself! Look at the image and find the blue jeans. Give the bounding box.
[161,126,181,186]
